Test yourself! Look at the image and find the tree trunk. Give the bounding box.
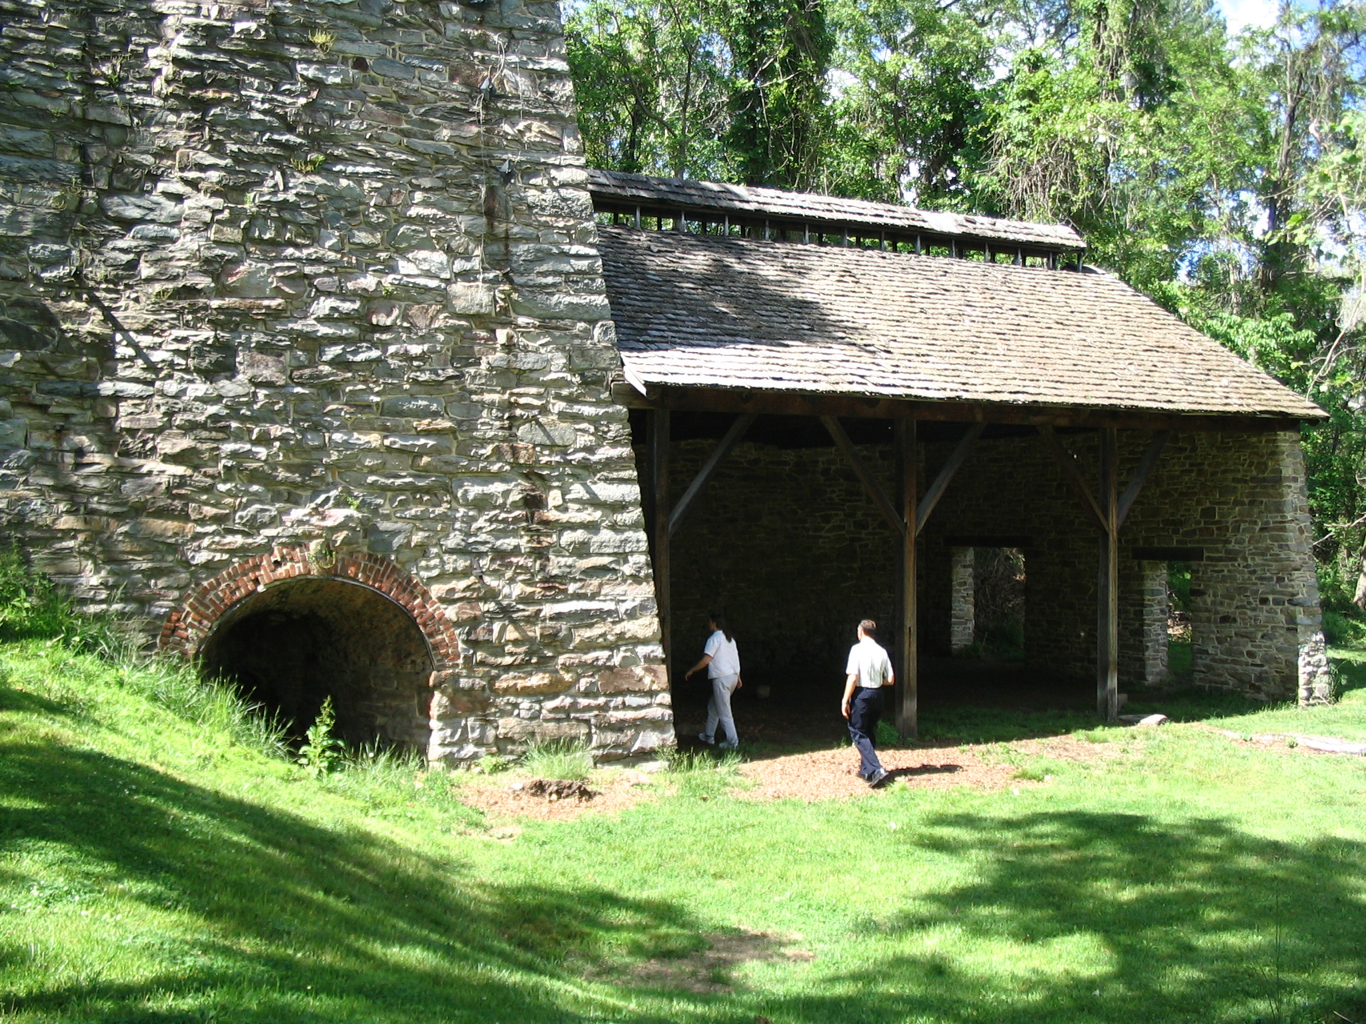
[1353,539,1366,609]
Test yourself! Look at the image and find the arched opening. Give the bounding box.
[199,577,434,750]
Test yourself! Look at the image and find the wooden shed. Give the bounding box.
[588,170,1330,737]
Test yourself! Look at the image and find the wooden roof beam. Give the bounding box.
[610,382,1305,433]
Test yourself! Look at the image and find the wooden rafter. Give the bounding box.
[1038,424,1107,532]
[667,413,755,537]
[916,422,986,536]
[1116,431,1170,527]
[820,416,906,537]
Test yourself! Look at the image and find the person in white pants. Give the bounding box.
[685,613,742,750]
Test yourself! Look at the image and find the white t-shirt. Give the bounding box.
[846,635,893,688]
[703,629,741,678]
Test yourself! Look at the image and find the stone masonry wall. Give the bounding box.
[668,438,898,692]
[667,427,1327,705]
[0,0,671,761]
[921,429,1329,703]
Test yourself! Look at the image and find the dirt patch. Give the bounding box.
[737,735,1131,802]
[460,735,1138,822]
[1203,725,1366,756]
[521,778,598,801]
[625,930,813,993]
[460,768,656,824]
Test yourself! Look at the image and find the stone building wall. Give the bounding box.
[667,438,898,690]
[0,0,671,761]
[666,426,1328,705]
[921,428,1329,702]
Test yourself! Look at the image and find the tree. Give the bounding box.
[823,0,997,204]
[566,0,731,178]
[724,0,834,189]
[567,0,1366,601]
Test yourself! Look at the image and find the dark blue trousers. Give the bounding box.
[848,687,885,779]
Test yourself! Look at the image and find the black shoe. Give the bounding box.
[868,769,890,789]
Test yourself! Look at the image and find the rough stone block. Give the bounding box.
[494,671,574,695]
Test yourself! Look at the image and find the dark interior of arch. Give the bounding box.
[199,578,434,750]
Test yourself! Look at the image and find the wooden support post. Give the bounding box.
[1039,426,1167,722]
[649,409,672,676]
[1097,427,1119,721]
[895,420,918,738]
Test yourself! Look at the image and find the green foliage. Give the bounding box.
[297,695,344,776]
[519,739,594,781]
[1168,561,1192,613]
[663,745,742,796]
[474,750,513,774]
[1324,608,1366,646]
[1167,638,1193,679]
[0,546,122,655]
[723,0,834,188]
[826,0,996,203]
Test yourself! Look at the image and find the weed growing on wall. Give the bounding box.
[0,547,121,655]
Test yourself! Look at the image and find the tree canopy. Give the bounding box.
[566,0,1366,609]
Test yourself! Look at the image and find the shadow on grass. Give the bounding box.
[759,810,1366,1024]
[0,734,705,1023]
[1329,649,1366,697]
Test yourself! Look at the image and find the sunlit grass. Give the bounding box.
[2,622,1365,1022]
[519,739,595,781]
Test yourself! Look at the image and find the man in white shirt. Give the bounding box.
[841,618,894,788]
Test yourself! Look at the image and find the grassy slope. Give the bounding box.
[3,642,1366,1024]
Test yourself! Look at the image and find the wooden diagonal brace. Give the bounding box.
[1116,431,1170,527]
[667,413,756,537]
[821,416,906,537]
[1039,424,1107,533]
[916,422,985,537]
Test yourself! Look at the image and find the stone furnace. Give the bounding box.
[0,0,671,761]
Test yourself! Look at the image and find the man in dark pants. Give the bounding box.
[841,619,895,789]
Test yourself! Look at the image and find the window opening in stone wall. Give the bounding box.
[198,578,434,752]
[1167,560,1194,681]
[969,547,1026,661]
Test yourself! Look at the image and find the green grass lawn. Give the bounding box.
[3,637,1366,1024]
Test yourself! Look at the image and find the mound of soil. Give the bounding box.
[522,778,599,801]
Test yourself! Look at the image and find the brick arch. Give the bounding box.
[160,545,462,671]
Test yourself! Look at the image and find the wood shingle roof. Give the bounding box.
[588,169,1086,255]
[596,226,1325,421]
